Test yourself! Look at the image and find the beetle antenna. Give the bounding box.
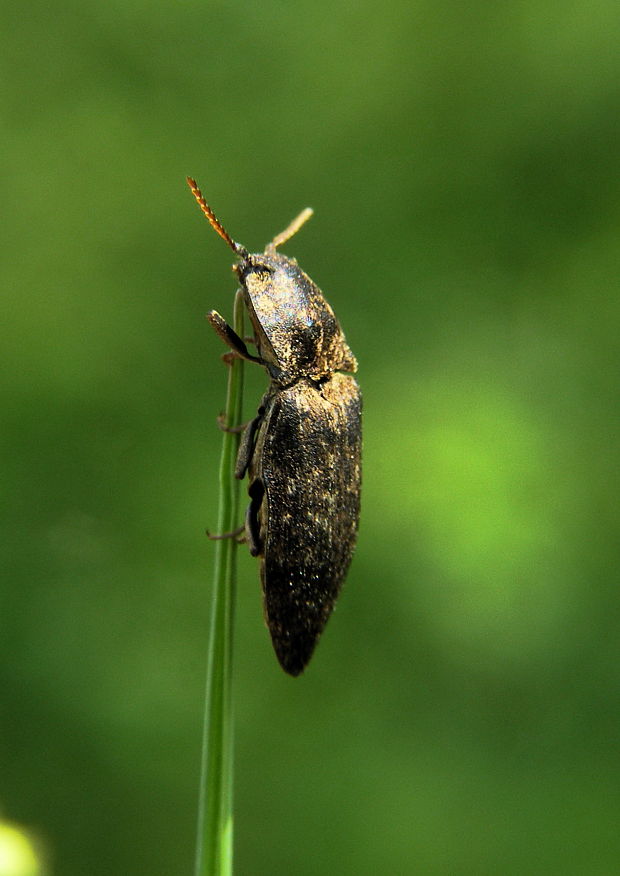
[186,177,249,260]
[268,207,314,253]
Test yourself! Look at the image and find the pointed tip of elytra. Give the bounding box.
[273,634,321,677]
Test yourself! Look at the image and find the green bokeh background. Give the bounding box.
[3,1,619,874]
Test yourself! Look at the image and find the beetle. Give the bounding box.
[187,178,362,675]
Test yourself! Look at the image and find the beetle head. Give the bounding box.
[187,178,356,381]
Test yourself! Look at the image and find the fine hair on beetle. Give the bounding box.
[188,177,362,676]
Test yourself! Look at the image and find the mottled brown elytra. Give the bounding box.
[188,178,361,675]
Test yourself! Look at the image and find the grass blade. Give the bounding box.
[195,291,245,876]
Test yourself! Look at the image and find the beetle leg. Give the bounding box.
[235,409,264,478]
[206,524,246,543]
[208,310,263,365]
[245,479,265,557]
[217,413,251,434]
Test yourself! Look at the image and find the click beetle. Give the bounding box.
[188,178,362,676]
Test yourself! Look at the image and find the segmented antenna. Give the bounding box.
[268,207,314,253]
[186,177,249,260]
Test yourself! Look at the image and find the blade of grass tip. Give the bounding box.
[195,290,245,876]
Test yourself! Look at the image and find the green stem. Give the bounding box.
[195,291,245,876]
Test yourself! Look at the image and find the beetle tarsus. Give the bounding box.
[216,413,249,434]
[206,524,246,544]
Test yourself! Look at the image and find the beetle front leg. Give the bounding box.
[208,310,263,365]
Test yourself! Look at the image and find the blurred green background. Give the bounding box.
[3,1,619,874]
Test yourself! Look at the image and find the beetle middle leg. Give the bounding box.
[235,407,264,478]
